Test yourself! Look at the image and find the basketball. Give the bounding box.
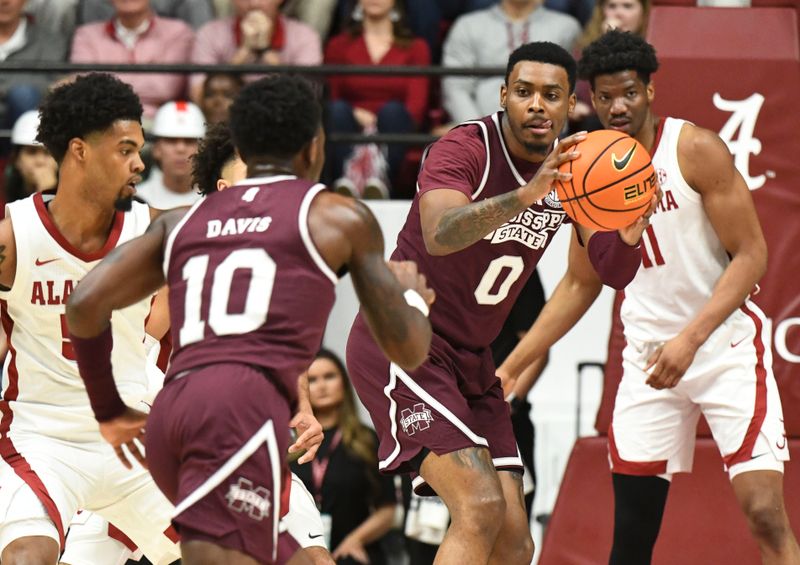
[556,130,656,231]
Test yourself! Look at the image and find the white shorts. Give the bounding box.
[610,306,789,479]
[61,511,143,565]
[281,473,327,550]
[0,430,179,563]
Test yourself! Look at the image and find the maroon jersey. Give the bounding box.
[395,112,568,350]
[164,176,338,405]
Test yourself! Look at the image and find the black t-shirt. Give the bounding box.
[291,426,396,564]
[491,268,547,367]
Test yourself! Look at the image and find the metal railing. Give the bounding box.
[0,62,505,145]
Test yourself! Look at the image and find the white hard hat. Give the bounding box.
[151,101,206,139]
[11,110,43,147]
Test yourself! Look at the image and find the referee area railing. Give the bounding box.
[0,62,507,144]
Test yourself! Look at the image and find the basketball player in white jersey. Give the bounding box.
[498,30,799,564]
[0,73,180,565]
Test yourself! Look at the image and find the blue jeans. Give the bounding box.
[326,99,414,193]
[5,84,42,127]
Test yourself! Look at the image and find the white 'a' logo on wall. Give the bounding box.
[712,93,767,190]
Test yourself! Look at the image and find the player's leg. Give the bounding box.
[486,470,534,565]
[59,511,140,565]
[697,307,797,564]
[419,447,506,564]
[607,339,698,565]
[608,473,670,565]
[730,470,800,564]
[0,434,91,565]
[282,473,335,565]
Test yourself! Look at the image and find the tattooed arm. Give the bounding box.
[309,192,434,371]
[420,131,586,256]
[0,218,17,292]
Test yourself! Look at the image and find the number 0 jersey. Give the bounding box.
[397,112,567,351]
[0,193,152,442]
[164,176,337,407]
[621,118,735,343]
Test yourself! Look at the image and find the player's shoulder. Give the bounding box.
[310,189,376,233]
[429,121,488,160]
[675,120,728,157]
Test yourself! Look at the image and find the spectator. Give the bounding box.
[78,0,215,29]
[0,0,69,147]
[291,349,397,565]
[189,0,322,102]
[198,72,244,124]
[136,101,205,209]
[2,110,57,207]
[71,0,195,120]
[283,0,339,40]
[570,0,650,132]
[325,0,430,199]
[442,0,581,123]
[24,0,80,37]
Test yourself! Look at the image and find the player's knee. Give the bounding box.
[450,488,506,538]
[496,530,535,565]
[741,492,791,550]
[1,537,59,565]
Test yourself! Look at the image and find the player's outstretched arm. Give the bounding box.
[497,229,602,396]
[645,125,767,389]
[419,132,586,256]
[309,192,433,371]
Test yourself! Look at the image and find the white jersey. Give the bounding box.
[621,117,733,343]
[0,192,152,442]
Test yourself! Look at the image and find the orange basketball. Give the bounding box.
[556,130,656,231]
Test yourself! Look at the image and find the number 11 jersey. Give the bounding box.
[164,176,337,407]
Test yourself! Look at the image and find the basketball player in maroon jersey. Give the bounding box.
[65,75,435,565]
[500,31,799,565]
[345,41,658,564]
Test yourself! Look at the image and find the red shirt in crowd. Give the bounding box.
[324,33,431,126]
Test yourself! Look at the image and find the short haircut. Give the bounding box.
[505,42,577,93]
[228,74,321,163]
[578,30,659,87]
[192,122,236,197]
[37,73,143,163]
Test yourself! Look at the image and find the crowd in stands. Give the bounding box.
[0,0,644,205]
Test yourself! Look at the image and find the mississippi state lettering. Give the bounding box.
[484,209,566,249]
[207,216,272,238]
[31,279,76,305]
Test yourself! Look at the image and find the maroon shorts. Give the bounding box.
[146,363,300,564]
[346,315,522,496]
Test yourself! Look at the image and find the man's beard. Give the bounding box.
[114,195,133,212]
[523,141,549,155]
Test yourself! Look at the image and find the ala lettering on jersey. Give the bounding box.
[206,216,272,239]
[651,189,680,215]
[31,280,76,305]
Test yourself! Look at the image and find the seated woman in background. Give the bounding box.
[325,0,430,199]
[291,349,398,565]
[1,110,57,210]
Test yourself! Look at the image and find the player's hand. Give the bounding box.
[618,183,663,246]
[332,534,370,564]
[288,410,324,464]
[99,406,148,470]
[644,334,699,389]
[497,369,518,401]
[519,131,587,206]
[387,260,436,308]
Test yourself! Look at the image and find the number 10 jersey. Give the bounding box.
[164,176,337,407]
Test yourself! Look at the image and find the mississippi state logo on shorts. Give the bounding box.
[226,477,271,521]
[400,403,434,436]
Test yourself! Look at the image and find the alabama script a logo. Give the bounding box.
[713,93,767,190]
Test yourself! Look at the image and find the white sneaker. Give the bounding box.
[363,177,389,200]
[333,177,359,198]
